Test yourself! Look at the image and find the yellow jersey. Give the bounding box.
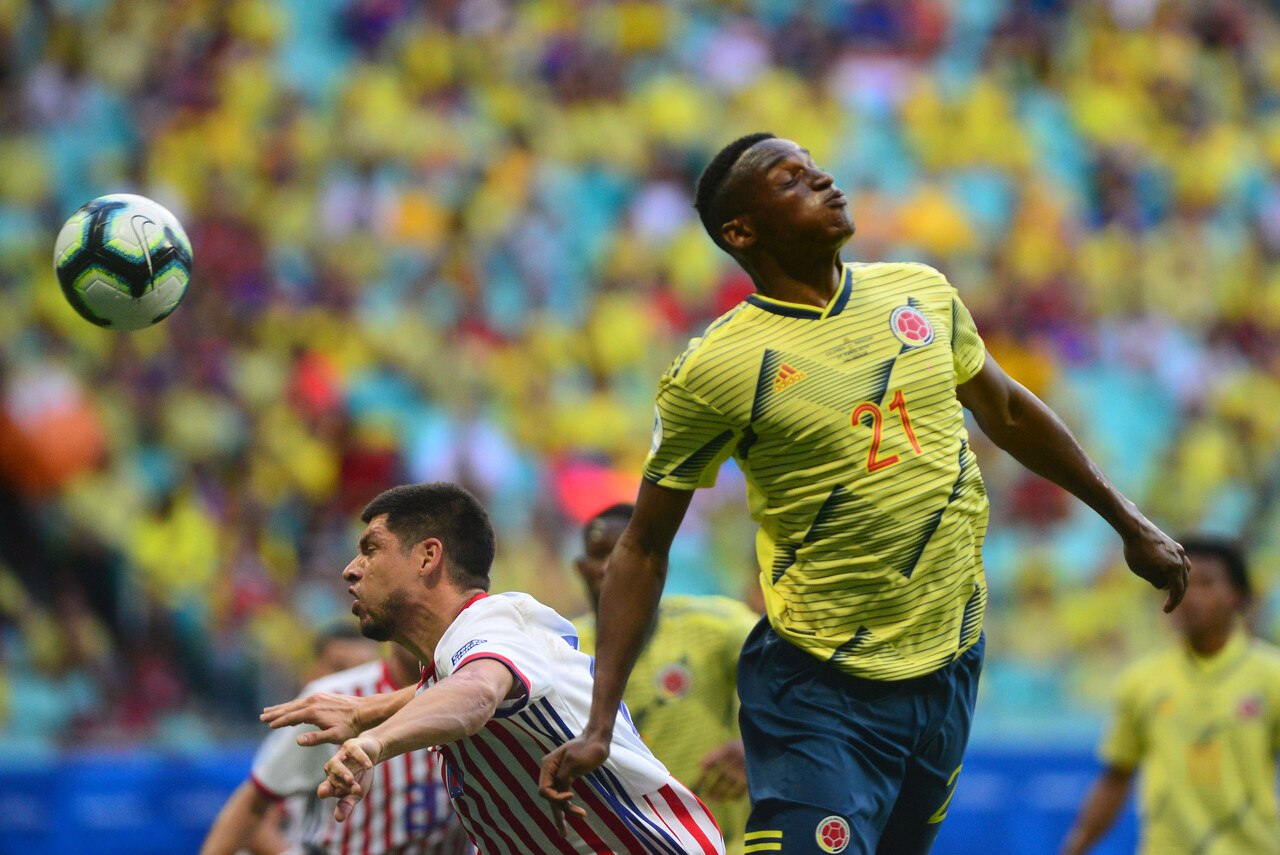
[641,262,989,680]
[1101,632,1280,855]
[576,595,758,855]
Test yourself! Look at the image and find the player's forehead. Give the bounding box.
[1186,551,1229,584]
[736,137,809,177]
[583,517,626,554]
[359,515,393,546]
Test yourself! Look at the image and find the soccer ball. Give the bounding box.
[53,194,193,331]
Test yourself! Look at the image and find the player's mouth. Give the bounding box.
[824,189,847,207]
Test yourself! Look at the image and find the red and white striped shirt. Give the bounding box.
[252,659,471,855]
[422,592,726,855]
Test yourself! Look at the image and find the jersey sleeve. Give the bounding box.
[1098,667,1145,770]
[434,597,553,718]
[641,372,739,491]
[950,288,986,385]
[250,696,331,797]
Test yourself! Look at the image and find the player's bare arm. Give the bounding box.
[316,658,516,822]
[956,353,1190,611]
[538,480,693,824]
[1058,766,1135,855]
[260,683,417,746]
[197,779,279,855]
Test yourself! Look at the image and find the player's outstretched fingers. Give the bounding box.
[1164,552,1191,613]
[297,727,346,746]
[261,698,315,728]
[538,749,587,835]
[334,793,364,823]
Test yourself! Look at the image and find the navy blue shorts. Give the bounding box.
[738,620,984,855]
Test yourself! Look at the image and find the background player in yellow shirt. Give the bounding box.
[572,503,758,854]
[540,133,1190,855]
[1060,539,1280,855]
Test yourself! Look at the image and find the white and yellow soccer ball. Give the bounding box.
[53,194,193,331]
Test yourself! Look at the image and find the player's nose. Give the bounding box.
[342,559,361,582]
[811,168,834,190]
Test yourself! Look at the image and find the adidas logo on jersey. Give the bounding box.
[775,364,807,392]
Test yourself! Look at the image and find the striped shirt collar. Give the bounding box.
[745,264,852,320]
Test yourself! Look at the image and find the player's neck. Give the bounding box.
[384,646,422,688]
[396,586,489,664]
[1185,621,1237,658]
[747,252,843,308]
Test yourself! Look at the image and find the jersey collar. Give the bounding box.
[746,265,852,320]
[1185,630,1248,676]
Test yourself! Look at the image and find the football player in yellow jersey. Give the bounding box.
[572,504,758,854]
[540,133,1190,855]
[1061,539,1280,855]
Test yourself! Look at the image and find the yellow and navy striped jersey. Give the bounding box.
[641,262,989,681]
[576,595,758,854]
[1101,633,1280,855]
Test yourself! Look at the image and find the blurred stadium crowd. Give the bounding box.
[1,0,1279,748]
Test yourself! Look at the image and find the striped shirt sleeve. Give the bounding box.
[435,598,550,718]
[641,374,739,491]
[950,289,986,384]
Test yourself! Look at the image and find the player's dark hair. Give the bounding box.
[694,132,776,252]
[362,482,495,591]
[582,503,634,549]
[313,621,368,657]
[1180,535,1250,599]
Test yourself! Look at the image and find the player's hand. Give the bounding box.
[694,738,748,801]
[260,692,364,746]
[318,736,383,822]
[538,734,610,835]
[1121,518,1190,613]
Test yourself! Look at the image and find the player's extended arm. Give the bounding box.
[318,659,515,821]
[1058,766,1135,855]
[261,684,417,746]
[956,354,1189,612]
[197,780,278,855]
[538,480,694,830]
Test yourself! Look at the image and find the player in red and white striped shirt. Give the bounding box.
[205,641,470,855]
[262,483,725,855]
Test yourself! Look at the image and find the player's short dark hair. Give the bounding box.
[694,132,776,252]
[1180,535,1250,599]
[362,482,495,591]
[313,621,368,657]
[581,503,634,550]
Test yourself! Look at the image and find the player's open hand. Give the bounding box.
[694,738,748,801]
[538,734,610,835]
[1121,519,1190,613]
[319,736,383,822]
[260,692,364,746]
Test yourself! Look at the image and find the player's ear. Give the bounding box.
[722,215,756,251]
[414,537,444,576]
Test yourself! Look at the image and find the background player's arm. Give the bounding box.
[198,779,286,855]
[261,685,416,746]
[694,601,756,801]
[318,659,516,821]
[957,354,1189,611]
[1058,766,1135,855]
[538,481,694,820]
[695,739,747,801]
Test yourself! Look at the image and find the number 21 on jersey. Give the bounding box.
[851,390,921,473]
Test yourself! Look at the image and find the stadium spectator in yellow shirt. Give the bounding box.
[1061,538,1280,855]
[572,503,758,855]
